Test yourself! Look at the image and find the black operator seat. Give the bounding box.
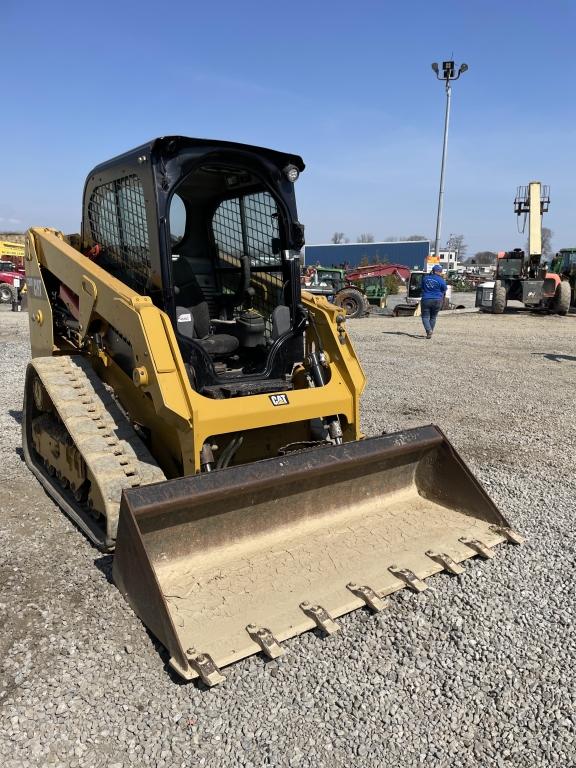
[172,257,239,357]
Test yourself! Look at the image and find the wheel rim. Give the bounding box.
[0,286,12,301]
[342,297,359,315]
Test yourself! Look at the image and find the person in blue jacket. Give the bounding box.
[420,264,447,339]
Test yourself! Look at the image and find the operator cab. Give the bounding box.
[83,137,307,398]
[168,164,297,391]
[496,249,525,279]
[496,248,548,280]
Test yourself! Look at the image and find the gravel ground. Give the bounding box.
[383,290,479,312]
[1,304,575,767]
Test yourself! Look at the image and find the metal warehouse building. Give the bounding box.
[302,240,430,270]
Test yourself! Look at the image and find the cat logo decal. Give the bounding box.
[269,393,289,406]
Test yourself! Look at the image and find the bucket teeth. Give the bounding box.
[246,625,285,659]
[490,525,525,545]
[388,566,428,592]
[347,583,386,612]
[425,550,465,575]
[459,537,494,559]
[185,649,225,687]
[300,602,340,635]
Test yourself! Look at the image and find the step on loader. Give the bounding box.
[22,136,522,685]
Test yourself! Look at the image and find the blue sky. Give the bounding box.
[1,0,575,256]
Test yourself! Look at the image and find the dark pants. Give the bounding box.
[421,299,443,334]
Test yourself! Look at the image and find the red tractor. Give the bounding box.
[345,263,411,308]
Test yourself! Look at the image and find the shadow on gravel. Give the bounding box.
[94,554,114,583]
[381,331,425,339]
[502,307,531,314]
[532,352,576,363]
[8,409,22,424]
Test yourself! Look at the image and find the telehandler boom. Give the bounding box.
[23,137,521,685]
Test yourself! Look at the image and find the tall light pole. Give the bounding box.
[431,60,468,262]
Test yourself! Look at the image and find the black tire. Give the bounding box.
[0,283,15,304]
[491,280,507,314]
[334,287,366,319]
[551,280,571,316]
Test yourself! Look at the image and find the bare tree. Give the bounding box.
[469,251,497,266]
[357,233,375,243]
[405,235,428,241]
[385,236,398,242]
[331,232,346,244]
[445,234,467,259]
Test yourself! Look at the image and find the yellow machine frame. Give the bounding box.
[25,227,365,477]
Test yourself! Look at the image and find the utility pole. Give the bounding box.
[431,60,468,263]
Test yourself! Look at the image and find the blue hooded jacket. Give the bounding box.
[421,272,447,301]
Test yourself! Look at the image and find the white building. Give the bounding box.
[435,250,458,269]
[427,249,463,273]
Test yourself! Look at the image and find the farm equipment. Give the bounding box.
[0,239,25,266]
[0,259,25,303]
[346,263,411,309]
[22,136,521,685]
[301,265,369,318]
[551,248,576,308]
[476,183,570,314]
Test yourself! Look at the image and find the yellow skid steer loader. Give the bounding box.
[22,137,522,685]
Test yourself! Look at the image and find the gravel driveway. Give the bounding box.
[1,305,575,767]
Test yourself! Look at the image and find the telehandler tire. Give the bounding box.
[491,280,507,314]
[334,287,366,319]
[551,280,571,316]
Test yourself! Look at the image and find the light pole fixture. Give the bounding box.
[431,60,468,263]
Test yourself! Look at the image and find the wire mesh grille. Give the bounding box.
[213,192,284,330]
[87,175,151,293]
[212,198,242,265]
[244,192,280,267]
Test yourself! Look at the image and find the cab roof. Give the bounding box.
[86,136,305,179]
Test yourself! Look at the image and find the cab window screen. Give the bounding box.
[88,175,150,293]
[212,191,283,330]
[244,192,280,267]
[212,192,280,268]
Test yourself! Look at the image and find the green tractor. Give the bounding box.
[301,265,370,318]
[551,248,576,308]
